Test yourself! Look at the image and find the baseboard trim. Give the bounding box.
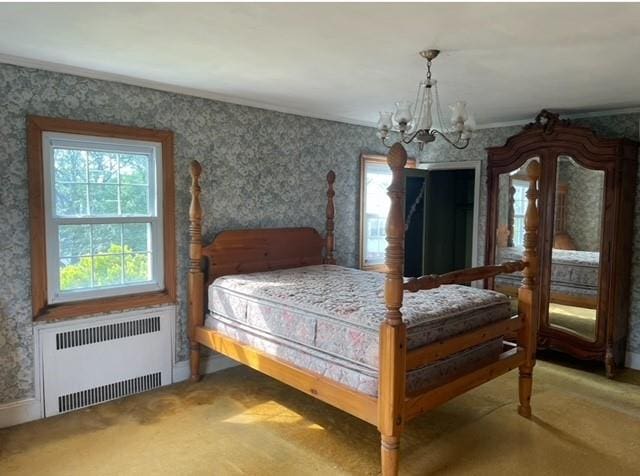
[172,354,238,383]
[0,398,43,429]
[625,351,640,370]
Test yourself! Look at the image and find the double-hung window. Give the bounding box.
[28,117,176,320]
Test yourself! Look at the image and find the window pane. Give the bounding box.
[120,185,149,215]
[88,183,119,215]
[365,216,387,264]
[59,257,92,291]
[92,224,122,255]
[119,154,149,185]
[363,163,392,264]
[124,253,151,283]
[59,225,91,257]
[123,223,150,252]
[88,151,118,184]
[54,148,87,183]
[47,136,161,302]
[93,255,122,287]
[55,183,88,216]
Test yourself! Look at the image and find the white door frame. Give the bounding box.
[417,160,482,268]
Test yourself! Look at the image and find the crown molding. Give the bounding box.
[0,53,373,129]
[476,107,640,131]
[1,53,639,132]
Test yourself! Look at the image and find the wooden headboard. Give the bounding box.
[188,161,337,302]
[202,227,325,285]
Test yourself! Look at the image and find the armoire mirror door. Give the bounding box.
[546,156,604,343]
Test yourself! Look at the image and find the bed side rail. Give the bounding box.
[403,260,527,293]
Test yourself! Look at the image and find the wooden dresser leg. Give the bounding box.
[381,434,400,476]
[517,368,532,418]
[605,347,616,379]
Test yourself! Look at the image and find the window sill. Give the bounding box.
[33,290,176,323]
[361,264,388,273]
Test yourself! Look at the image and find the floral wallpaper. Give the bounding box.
[0,60,639,406]
[0,62,388,403]
[558,159,605,252]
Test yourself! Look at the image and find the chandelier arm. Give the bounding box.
[431,129,471,150]
[401,130,423,144]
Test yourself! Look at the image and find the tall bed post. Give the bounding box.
[323,170,336,265]
[378,143,408,476]
[517,160,540,417]
[188,160,205,382]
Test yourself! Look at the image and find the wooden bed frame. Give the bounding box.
[187,143,540,475]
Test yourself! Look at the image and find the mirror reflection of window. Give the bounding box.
[511,179,527,247]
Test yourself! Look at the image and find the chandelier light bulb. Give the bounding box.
[450,101,469,125]
[393,101,413,126]
[461,112,476,140]
[377,111,393,131]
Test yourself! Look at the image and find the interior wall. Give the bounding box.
[418,112,640,356]
[0,62,387,404]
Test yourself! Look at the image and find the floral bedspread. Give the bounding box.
[497,246,599,296]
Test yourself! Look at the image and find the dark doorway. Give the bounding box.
[404,168,476,278]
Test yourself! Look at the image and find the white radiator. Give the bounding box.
[38,307,174,417]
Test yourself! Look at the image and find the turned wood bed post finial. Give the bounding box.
[384,143,407,325]
[188,160,204,382]
[379,142,408,476]
[517,158,540,418]
[324,170,336,265]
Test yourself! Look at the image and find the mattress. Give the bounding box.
[205,265,512,396]
[497,246,599,298]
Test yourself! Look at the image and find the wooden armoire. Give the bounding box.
[486,110,638,376]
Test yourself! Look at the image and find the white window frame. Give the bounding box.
[42,132,165,304]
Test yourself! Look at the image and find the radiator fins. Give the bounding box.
[55,316,160,350]
[57,372,162,413]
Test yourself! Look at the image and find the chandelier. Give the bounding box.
[376,49,475,150]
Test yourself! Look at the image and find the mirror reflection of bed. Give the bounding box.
[494,156,603,342]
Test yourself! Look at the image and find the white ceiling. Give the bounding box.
[0,3,639,127]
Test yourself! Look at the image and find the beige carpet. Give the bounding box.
[1,361,639,476]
